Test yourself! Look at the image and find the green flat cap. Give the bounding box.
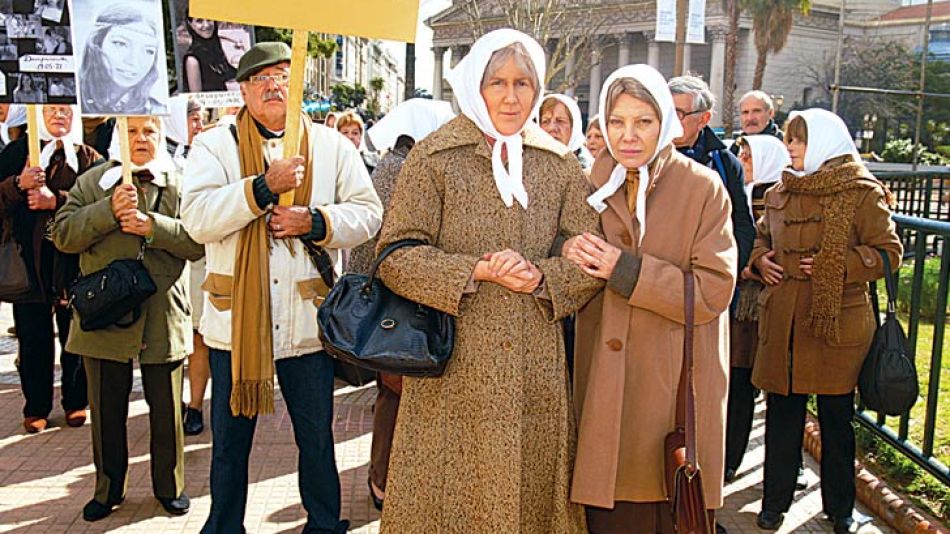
[236,42,292,82]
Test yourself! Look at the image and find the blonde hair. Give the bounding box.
[784,115,808,144]
[605,78,661,120]
[335,110,364,134]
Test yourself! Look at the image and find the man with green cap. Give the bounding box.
[181,42,382,534]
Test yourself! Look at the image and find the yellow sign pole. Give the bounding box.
[25,105,41,168]
[116,116,133,185]
[278,29,309,207]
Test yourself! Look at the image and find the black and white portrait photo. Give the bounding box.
[7,14,39,38]
[0,32,15,60]
[47,73,73,96]
[170,0,253,93]
[71,0,169,115]
[34,0,64,23]
[13,72,45,102]
[34,25,69,54]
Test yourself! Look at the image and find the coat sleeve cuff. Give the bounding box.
[301,207,328,242]
[607,251,641,298]
[251,174,276,211]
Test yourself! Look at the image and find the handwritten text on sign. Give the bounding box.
[19,55,74,73]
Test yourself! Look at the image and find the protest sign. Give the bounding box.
[0,0,75,103]
[169,0,254,94]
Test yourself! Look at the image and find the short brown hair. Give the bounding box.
[335,110,364,134]
[539,97,573,129]
[605,78,661,121]
[784,115,808,144]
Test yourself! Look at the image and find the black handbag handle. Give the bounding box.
[878,250,896,316]
[364,239,425,290]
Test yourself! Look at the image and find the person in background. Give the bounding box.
[723,134,789,482]
[324,112,338,129]
[336,110,378,174]
[351,97,454,511]
[585,114,606,159]
[538,93,595,172]
[729,91,784,157]
[0,104,100,434]
[751,109,902,534]
[52,116,203,522]
[182,18,238,93]
[569,64,735,533]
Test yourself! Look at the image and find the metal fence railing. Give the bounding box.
[856,213,950,487]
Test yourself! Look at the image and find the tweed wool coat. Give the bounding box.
[572,147,737,509]
[749,161,902,396]
[375,116,603,533]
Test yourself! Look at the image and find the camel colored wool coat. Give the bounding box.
[572,147,737,509]
[376,116,604,533]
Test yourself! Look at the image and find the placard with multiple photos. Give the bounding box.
[0,0,76,103]
[169,0,254,95]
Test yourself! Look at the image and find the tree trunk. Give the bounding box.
[753,47,768,90]
[404,43,416,101]
[722,0,740,137]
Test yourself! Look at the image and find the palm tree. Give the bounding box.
[722,0,740,136]
[740,0,811,90]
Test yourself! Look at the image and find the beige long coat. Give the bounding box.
[376,116,604,533]
[572,147,737,509]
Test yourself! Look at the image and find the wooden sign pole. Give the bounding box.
[25,105,41,168]
[116,116,133,185]
[278,29,309,207]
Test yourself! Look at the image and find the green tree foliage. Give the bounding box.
[331,83,366,111]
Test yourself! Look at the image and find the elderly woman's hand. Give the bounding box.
[474,250,543,294]
[111,183,138,217]
[118,209,153,238]
[564,233,621,280]
[26,186,56,210]
[17,166,45,190]
[755,250,784,286]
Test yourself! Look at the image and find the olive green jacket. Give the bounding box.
[52,161,204,364]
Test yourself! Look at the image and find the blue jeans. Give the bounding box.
[201,350,348,534]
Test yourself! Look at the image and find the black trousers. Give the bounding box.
[13,302,86,418]
[762,391,855,519]
[725,366,756,471]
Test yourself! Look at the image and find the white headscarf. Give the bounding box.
[367,98,455,150]
[99,117,177,190]
[742,134,790,215]
[37,105,83,173]
[445,28,546,209]
[0,104,27,145]
[539,93,586,152]
[165,95,191,151]
[586,65,683,244]
[787,108,860,175]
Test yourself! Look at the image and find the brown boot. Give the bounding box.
[66,410,87,427]
[23,417,47,433]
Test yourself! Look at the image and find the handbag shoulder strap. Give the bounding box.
[366,238,425,282]
[675,271,699,471]
[878,249,896,315]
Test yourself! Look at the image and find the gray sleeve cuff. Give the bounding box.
[252,174,277,209]
[607,252,642,299]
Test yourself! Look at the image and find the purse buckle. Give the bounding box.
[380,318,397,330]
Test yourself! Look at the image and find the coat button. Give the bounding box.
[606,338,622,351]
[864,257,874,266]
[502,340,513,351]
[620,232,632,246]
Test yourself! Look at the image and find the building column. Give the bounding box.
[708,29,727,126]
[432,46,445,100]
[565,48,576,97]
[450,45,468,68]
[645,31,660,69]
[683,44,691,74]
[589,46,603,116]
[617,32,633,67]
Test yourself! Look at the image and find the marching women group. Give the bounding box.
[0,27,900,534]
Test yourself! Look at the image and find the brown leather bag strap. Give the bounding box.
[675,271,698,471]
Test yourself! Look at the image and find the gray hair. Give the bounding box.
[738,90,774,111]
[481,42,539,96]
[605,78,660,121]
[668,75,716,113]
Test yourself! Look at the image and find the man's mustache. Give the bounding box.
[263,90,285,102]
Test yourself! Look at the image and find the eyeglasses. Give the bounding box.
[42,107,72,117]
[248,74,290,86]
[675,108,705,120]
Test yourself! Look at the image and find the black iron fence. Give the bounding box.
[856,213,950,487]
[875,171,949,221]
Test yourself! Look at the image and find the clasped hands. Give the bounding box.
[753,250,813,286]
[474,249,543,294]
[18,166,56,211]
[562,233,621,280]
[110,184,153,238]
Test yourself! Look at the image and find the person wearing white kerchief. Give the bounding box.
[585,113,606,159]
[538,93,595,171]
[375,28,602,533]
[0,103,27,146]
[52,115,203,522]
[565,65,736,532]
[750,109,902,534]
[0,104,101,435]
[722,134,790,487]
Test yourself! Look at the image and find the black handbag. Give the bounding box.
[67,188,162,332]
[0,237,32,302]
[317,239,455,377]
[858,250,919,416]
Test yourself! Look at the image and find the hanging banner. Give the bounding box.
[655,0,677,43]
[169,0,254,94]
[69,0,170,116]
[189,0,419,43]
[0,0,77,103]
[686,0,706,44]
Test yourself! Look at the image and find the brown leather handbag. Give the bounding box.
[663,272,713,533]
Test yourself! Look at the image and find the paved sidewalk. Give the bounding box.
[0,302,892,533]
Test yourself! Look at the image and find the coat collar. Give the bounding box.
[424,115,572,160]
[588,144,676,236]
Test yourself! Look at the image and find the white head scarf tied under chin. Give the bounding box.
[539,93,586,152]
[367,98,455,151]
[742,134,791,215]
[37,105,83,173]
[445,28,546,209]
[587,65,683,245]
[788,108,860,176]
[1,104,27,145]
[99,117,177,190]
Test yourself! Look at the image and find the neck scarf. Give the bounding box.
[587,65,683,244]
[98,118,177,190]
[230,107,313,418]
[38,105,82,173]
[742,134,790,216]
[366,98,455,151]
[444,28,546,209]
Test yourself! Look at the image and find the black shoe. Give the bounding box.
[716,522,728,534]
[833,516,858,534]
[183,407,204,435]
[796,466,807,490]
[724,467,737,483]
[368,477,383,511]
[756,510,784,531]
[82,497,122,522]
[157,493,190,515]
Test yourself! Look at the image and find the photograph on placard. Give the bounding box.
[34,0,65,23]
[170,0,252,93]
[71,0,169,115]
[47,72,72,96]
[35,24,69,54]
[0,0,75,104]
[13,72,44,102]
[7,13,39,38]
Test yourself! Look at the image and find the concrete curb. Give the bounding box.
[804,416,949,534]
